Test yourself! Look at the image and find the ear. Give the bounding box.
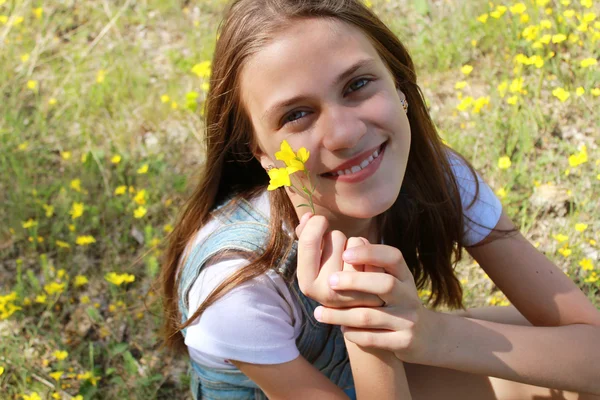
[258,153,276,171]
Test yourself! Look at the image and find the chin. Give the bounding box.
[334,191,399,219]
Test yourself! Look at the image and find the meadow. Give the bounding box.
[0,0,598,398]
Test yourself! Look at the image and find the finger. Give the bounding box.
[355,237,385,274]
[328,271,410,307]
[342,244,409,281]
[315,306,402,330]
[320,230,346,276]
[296,215,329,290]
[341,327,400,352]
[343,237,365,272]
[294,211,314,239]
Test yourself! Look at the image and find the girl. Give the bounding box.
[160,0,600,399]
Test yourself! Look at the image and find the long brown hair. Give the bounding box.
[160,0,488,354]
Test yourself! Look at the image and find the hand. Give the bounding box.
[295,213,384,308]
[312,242,440,364]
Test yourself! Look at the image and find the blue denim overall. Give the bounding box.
[178,195,356,399]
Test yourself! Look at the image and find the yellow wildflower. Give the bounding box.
[592,88,600,96]
[558,247,572,257]
[580,58,597,68]
[74,275,88,287]
[111,155,122,164]
[576,87,585,96]
[35,294,47,304]
[454,81,468,90]
[137,164,149,174]
[22,219,38,229]
[22,393,42,400]
[201,82,210,92]
[160,94,170,103]
[55,240,70,248]
[50,371,63,381]
[75,235,96,246]
[275,140,309,174]
[497,81,508,98]
[21,53,30,62]
[114,185,127,195]
[18,141,29,151]
[584,272,599,284]
[579,259,594,271]
[552,87,570,102]
[568,146,588,167]
[70,179,82,192]
[191,61,211,78]
[510,3,527,14]
[509,77,523,93]
[27,80,38,90]
[70,202,84,220]
[497,156,512,169]
[460,64,473,75]
[553,233,569,242]
[552,34,567,43]
[163,224,174,233]
[96,69,106,84]
[267,168,291,191]
[507,95,519,105]
[495,187,507,198]
[44,282,65,296]
[134,206,147,218]
[48,97,57,105]
[53,350,68,360]
[105,272,135,286]
[575,223,588,232]
[133,189,147,205]
[80,295,90,304]
[32,7,43,19]
[477,13,489,23]
[581,0,593,8]
[540,19,552,29]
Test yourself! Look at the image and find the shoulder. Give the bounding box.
[444,149,503,246]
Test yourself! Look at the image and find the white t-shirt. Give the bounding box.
[184,155,502,369]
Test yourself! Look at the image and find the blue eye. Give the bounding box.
[281,78,372,127]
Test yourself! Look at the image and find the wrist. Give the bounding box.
[412,307,446,366]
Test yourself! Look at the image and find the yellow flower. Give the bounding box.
[20,53,30,62]
[49,371,63,381]
[576,87,585,96]
[592,88,600,96]
[540,19,552,29]
[472,96,490,113]
[133,206,147,218]
[133,189,147,205]
[70,179,82,192]
[510,3,527,14]
[457,96,473,111]
[111,154,121,164]
[70,202,84,220]
[105,272,135,286]
[74,275,88,287]
[49,98,58,106]
[77,371,101,386]
[18,141,29,151]
[454,81,468,90]
[96,69,106,83]
[509,77,523,93]
[497,81,508,98]
[55,240,70,248]
[75,235,96,246]
[584,272,599,284]
[22,219,38,229]
[69,224,76,232]
[575,223,588,232]
[160,94,170,103]
[163,224,174,233]
[22,393,42,400]
[552,34,567,43]
[477,13,489,23]
[558,247,572,257]
[137,164,149,174]
[44,282,65,296]
[580,58,597,68]
[497,156,512,169]
[52,350,68,360]
[460,64,473,75]
[552,87,570,102]
[267,167,291,191]
[568,146,588,167]
[201,82,210,92]
[275,140,309,173]
[495,187,507,198]
[191,61,212,78]
[553,233,569,242]
[32,7,43,19]
[27,80,38,90]
[579,258,594,271]
[114,185,127,195]
[507,94,519,104]
[35,294,47,304]
[581,0,593,8]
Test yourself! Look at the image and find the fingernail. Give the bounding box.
[314,306,323,321]
[329,273,339,287]
[342,250,355,262]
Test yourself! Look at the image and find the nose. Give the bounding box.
[320,104,367,152]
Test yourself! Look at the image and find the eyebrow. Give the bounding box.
[260,58,377,123]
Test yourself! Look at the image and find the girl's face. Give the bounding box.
[240,18,411,237]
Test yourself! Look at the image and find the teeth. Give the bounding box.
[327,146,382,176]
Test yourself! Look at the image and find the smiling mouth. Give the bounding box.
[321,142,387,177]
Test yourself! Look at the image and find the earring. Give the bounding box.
[265,165,275,171]
[400,98,408,114]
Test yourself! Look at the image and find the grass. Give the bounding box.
[0,0,599,398]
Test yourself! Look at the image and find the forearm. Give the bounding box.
[345,337,412,399]
[432,311,600,395]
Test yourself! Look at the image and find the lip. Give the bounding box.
[320,142,387,183]
[320,142,386,175]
